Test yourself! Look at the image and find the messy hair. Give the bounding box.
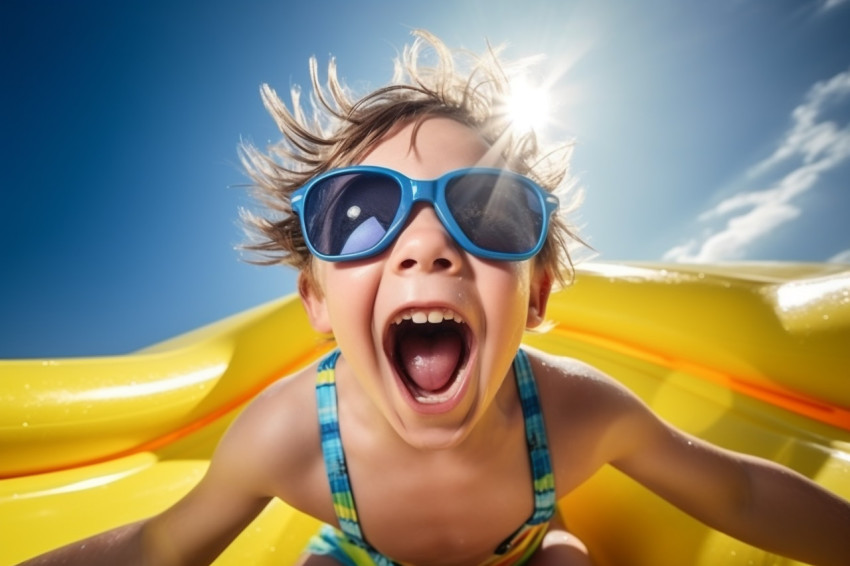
[240,30,583,289]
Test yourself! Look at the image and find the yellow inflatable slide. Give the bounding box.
[2,262,849,565]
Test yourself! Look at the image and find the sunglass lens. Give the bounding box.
[304,172,402,256]
[445,174,544,255]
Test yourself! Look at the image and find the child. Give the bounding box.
[18,30,850,566]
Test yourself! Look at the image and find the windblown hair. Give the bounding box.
[240,30,583,289]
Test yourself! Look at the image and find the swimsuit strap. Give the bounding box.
[513,348,556,525]
[316,351,400,566]
[316,350,368,544]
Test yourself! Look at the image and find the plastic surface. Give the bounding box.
[1,262,848,565]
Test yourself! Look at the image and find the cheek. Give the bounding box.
[479,262,531,302]
[476,262,534,340]
[321,263,383,331]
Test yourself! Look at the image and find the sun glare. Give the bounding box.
[505,77,552,134]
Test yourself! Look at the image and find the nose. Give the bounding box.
[389,204,463,274]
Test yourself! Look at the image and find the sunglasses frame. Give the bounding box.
[291,165,559,262]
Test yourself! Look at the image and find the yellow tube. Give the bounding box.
[1,262,848,566]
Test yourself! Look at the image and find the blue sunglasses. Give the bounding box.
[291,165,559,262]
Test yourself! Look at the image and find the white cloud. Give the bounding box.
[664,67,850,263]
[820,0,848,13]
[828,249,850,263]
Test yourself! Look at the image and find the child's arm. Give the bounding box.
[610,393,850,566]
[15,520,149,566]
[14,373,318,566]
[17,462,272,566]
[16,430,275,566]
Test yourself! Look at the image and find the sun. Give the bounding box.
[504,77,552,134]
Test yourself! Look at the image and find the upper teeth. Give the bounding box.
[393,309,463,325]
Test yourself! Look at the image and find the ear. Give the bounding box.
[299,272,333,334]
[526,266,553,329]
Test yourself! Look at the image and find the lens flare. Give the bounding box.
[505,77,552,134]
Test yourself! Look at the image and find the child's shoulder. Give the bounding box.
[524,346,654,492]
[524,345,625,396]
[230,362,321,454]
[524,346,651,440]
[178,361,337,525]
[210,362,325,495]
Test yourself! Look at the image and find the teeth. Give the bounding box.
[427,311,443,323]
[393,309,463,325]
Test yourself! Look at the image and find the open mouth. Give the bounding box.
[386,308,472,407]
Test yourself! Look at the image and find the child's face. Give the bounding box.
[301,117,551,449]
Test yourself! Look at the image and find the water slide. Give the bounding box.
[2,262,848,565]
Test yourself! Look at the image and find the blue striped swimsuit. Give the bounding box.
[308,348,556,565]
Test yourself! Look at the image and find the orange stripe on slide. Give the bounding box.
[550,323,850,432]
[8,342,334,479]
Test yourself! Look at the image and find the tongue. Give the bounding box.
[398,330,463,392]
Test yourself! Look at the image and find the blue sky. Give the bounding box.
[2,0,849,357]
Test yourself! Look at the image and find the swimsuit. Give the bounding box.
[306,348,556,565]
